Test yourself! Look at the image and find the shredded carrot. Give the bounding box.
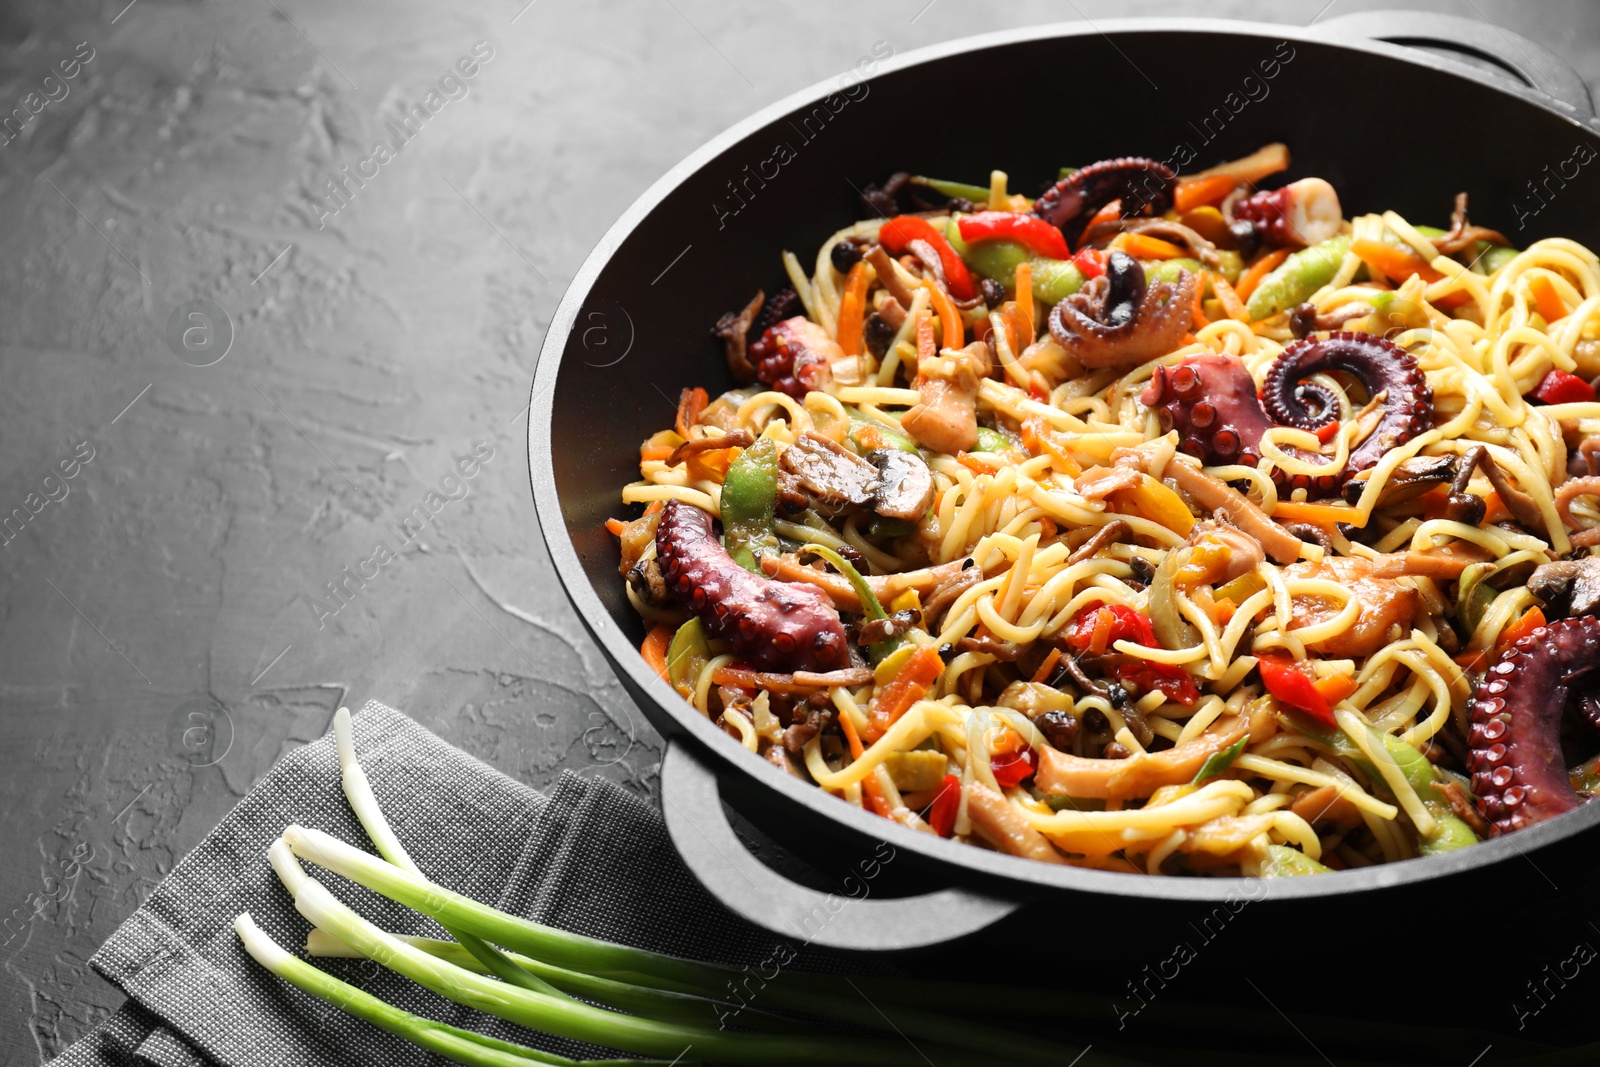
[839,707,866,760]
[640,444,675,463]
[916,313,936,363]
[1498,606,1547,652]
[1213,600,1237,626]
[1191,278,1207,331]
[1076,200,1121,247]
[1454,648,1491,673]
[862,773,894,818]
[1350,239,1444,285]
[1233,247,1291,304]
[836,260,871,355]
[640,624,674,681]
[1312,673,1358,706]
[1015,261,1034,341]
[1173,174,1238,213]
[1529,275,1567,322]
[1088,609,1115,655]
[605,518,627,537]
[1211,271,1249,323]
[1178,331,1199,347]
[956,451,1001,475]
[928,280,964,349]
[855,424,885,452]
[675,387,708,439]
[1030,647,1063,685]
[1119,233,1186,260]
[865,645,944,741]
[644,500,663,516]
[1271,500,1365,528]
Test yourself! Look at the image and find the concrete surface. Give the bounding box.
[1,0,1597,1060]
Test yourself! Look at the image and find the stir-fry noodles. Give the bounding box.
[608,144,1600,875]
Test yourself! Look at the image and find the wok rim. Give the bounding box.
[529,15,1600,902]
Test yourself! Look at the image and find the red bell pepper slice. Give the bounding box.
[926,773,961,837]
[957,211,1070,261]
[990,746,1037,788]
[1117,662,1200,706]
[1257,653,1335,727]
[879,215,976,300]
[1065,604,1156,656]
[1532,368,1596,405]
[1073,246,1107,279]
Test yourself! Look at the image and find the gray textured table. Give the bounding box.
[3,0,1597,1060]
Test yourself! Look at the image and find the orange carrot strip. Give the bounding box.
[839,706,866,760]
[1173,174,1238,213]
[1076,200,1121,247]
[1312,673,1358,706]
[675,387,708,439]
[1272,500,1366,529]
[866,645,944,741]
[836,260,871,356]
[1530,275,1567,322]
[640,624,674,681]
[1031,647,1063,685]
[605,518,627,537]
[1233,247,1291,304]
[1350,239,1444,284]
[1211,271,1249,323]
[640,445,675,462]
[1119,233,1186,260]
[1498,606,1547,652]
[1015,261,1034,342]
[928,280,964,349]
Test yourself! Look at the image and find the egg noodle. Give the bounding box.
[609,146,1600,876]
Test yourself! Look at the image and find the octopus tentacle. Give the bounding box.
[1139,331,1434,497]
[1263,331,1432,476]
[1467,616,1600,835]
[654,498,849,672]
[1048,252,1195,371]
[1033,157,1176,242]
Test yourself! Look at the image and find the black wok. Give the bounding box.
[530,9,1600,975]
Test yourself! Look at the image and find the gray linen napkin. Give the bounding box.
[46,700,840,1066]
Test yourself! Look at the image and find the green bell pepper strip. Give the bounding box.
[866,516,917,539]
[1479,244,1520,273]
[799,542,901,661]
[665,618,710,692]
[974,426,1014,454]
[844,406,917,453]
[719,436,779,572]
[1259,843,1333,877]
[909,175,992,202]
[1244,234,1352,321]
[1311,722,1479,854]
[944,220,1086,306]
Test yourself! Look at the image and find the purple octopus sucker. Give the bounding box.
[1468,616,1600,836]
[654,498,849,672]
[1140,330,1433,497]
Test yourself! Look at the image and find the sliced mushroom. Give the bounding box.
[868,448,934,521]
[778,431,881,513]
[713,291,765,381]
[1529,558,1600,620]
[1340,454,1457,508]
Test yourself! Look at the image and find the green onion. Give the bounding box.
[332,710,572,1002]
[1190,735,1248,784]
[280,859,931,1064]
[799,541,901,661]
[233,913,655,1067]
[908,175,992,202]
[303,927,806,1033]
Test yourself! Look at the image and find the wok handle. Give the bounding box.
[659,740,1023,951]
[1318,9,1592,118]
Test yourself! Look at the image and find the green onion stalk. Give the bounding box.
[233,912,659,1067]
